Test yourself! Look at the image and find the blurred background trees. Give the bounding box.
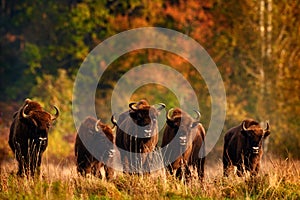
[1,0,299,160]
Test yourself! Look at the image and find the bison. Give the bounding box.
[161,108,206,181]
[223,119,270,177]
[8,98,59,176]
[75,116,116,179]
[112,99,165,174]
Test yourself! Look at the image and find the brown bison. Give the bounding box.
[8,98,59,176]
[75,116,116,179]
[223,119,270,177]
[161,108,206,181]
[112,100,165,174]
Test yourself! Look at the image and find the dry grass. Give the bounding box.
[0,156,299,200]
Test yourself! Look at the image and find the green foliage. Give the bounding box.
[21,42,42,73]
[30,69,75,159]
[0,0,300,158]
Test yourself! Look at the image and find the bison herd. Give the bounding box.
[8,98,271,181]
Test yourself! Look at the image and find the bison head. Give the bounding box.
[166,108,201,147]
[21,104,59,142]
[241,120,270,155]
[94,119,115,158]
[128,100,165,138]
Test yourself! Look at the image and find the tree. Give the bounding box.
[30,69,75,159]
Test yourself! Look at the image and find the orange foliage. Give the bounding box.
[164,0,214,42]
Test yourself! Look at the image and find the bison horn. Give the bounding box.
[129,102,138,111]
[25,98,32,103]
[22,104,38,126]
[264,121,270,132]
[111,114,117,128]
[242,121,248,131]
[166,108,174,121]
[51,105,59,121]
[193,110,201,121]
[22,104,30,119]
[95,119,101,132]
[157,103,166,111]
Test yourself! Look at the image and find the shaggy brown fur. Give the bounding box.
[8,98,59,176]
[112,100,165,174]
[223,119,270,177]
[161,108,206,181]
[75,116,115,180]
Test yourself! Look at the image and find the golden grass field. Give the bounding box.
[0,154,299,200]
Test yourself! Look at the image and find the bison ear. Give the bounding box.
[264,130,270,138]
[263,122,270,138]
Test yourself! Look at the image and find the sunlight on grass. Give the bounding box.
[0,157,299,199]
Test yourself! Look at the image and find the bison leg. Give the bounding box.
[175,166,183,179]
[91,162,102,178]
[79,163,91,176]
[128,152,142,174]
[167,165,174,175]
[141,153,153,174]
[197,158,205,180]
[77,157,92,176]
[29,143,45,177]
[175,165,191,182]
[12,142,26,176]
[17,151,31,177]
[222,150,231,177]
[120,151,130,173]
[255,162,260,175]
[29,155,37,177]
[104,165,114,180]
[236,163,245,177]
[249,162,260,177]
[223,159,230,177]
[17,160,25,176]
[35,153,44,176]
[15,153,25,176]
[184,165,192,182]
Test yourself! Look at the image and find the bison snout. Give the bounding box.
[252,146,260,154]
[39,137,47,141]
[179,136,187,146]
[108,149,116,158]
[144,129,152,138]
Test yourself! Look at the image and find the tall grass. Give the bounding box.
[0,156,299,199]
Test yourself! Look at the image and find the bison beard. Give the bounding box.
[161,108,206,182]
[223,119,270,177]
[75,117,115,180]
[8,98,59,177]
[112,100,165,174]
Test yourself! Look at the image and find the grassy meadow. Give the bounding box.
[0,155,299,200]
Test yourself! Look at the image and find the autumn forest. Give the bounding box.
[1,0,300,168]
